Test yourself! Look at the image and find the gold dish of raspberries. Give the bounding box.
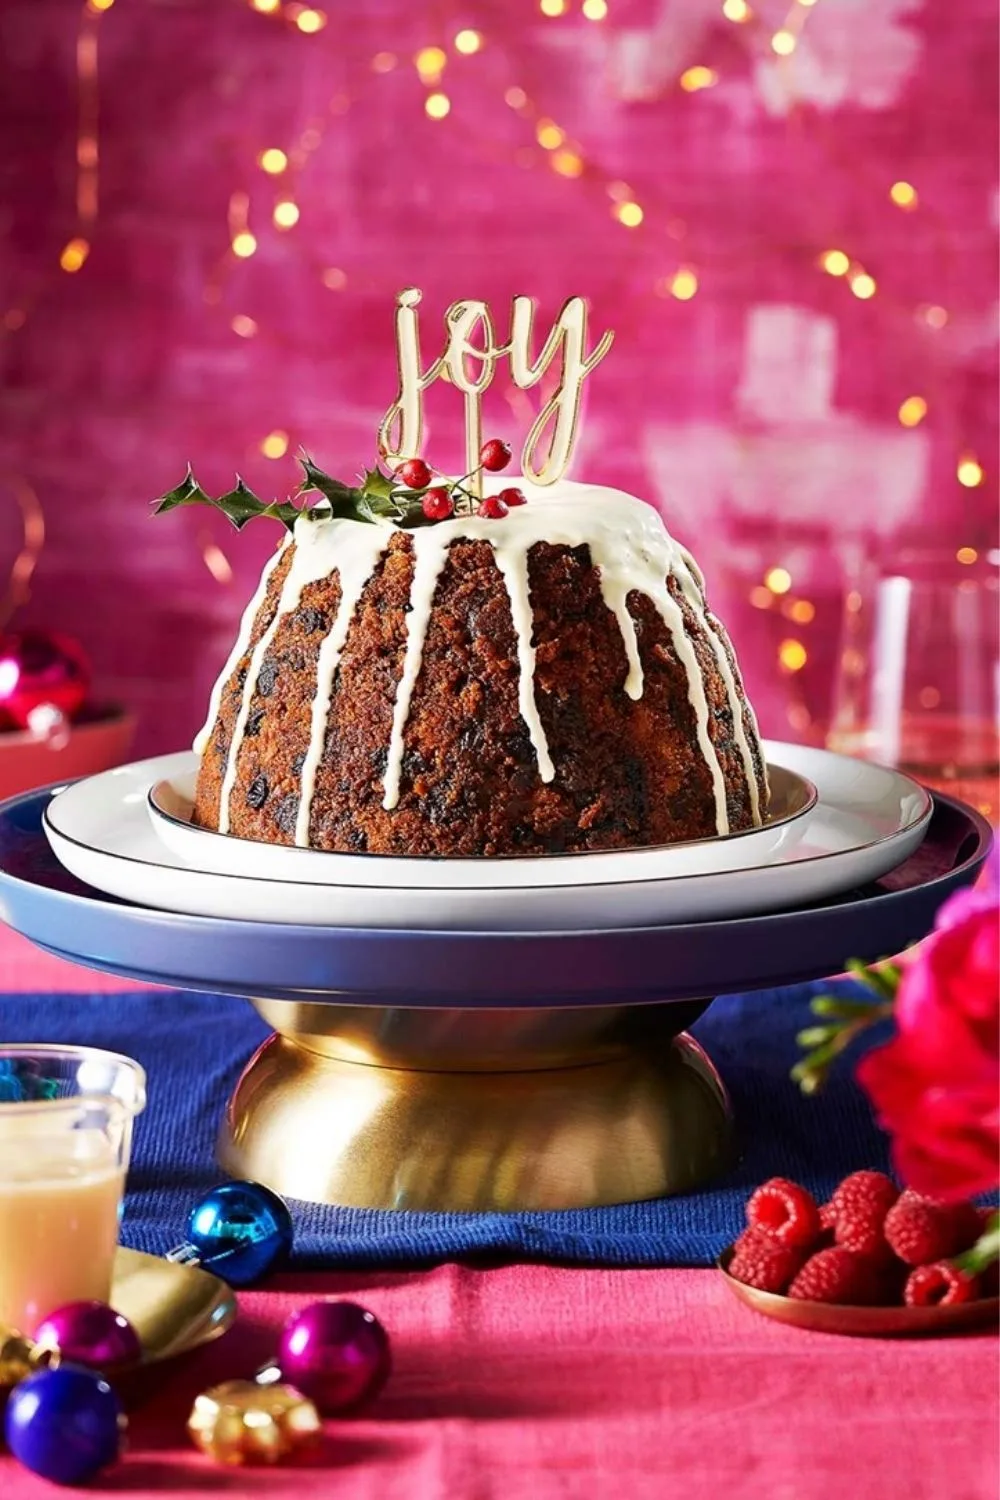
[719,1172,999,1337]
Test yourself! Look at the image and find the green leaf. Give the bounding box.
[846,958,902,1002]
[152,469,303,533]
[359,465,395,503]
[811,994,891,1023]
[955,1215,1000,1276]
[796,1025,840,1049]
[151,466,212,517]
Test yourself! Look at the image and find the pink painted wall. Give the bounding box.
[0,0,996,755]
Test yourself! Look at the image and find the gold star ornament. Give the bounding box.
[187,1379,322,1465]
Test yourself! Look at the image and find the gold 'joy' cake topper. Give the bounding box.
[377,289,614,497]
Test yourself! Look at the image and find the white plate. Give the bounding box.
[41,745,932,932]
[146,762,818,890]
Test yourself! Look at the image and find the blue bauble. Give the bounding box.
[6,1364,124,1486]
[187,1180,293,1287]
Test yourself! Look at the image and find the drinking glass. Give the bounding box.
[827,550,1000,820]
[0,1045,146,1334]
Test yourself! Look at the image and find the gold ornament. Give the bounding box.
[0,1331,49,1390]
[187,1380,321,1466]
[377,288,614,496]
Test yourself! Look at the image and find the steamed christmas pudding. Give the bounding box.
[157,451,768,858]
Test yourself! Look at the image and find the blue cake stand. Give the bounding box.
[0,784,990,1213]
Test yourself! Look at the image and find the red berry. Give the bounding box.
[396,457,432,490]
[828,1171,899,1257]
[904,1262,981,1308]
[819,1202,838,1231]
[498,486,527,508]
[884,1191,983,1266]
[746,1177,822,1249]
[479,438,512,472]
[788,1247,885,1306]
[728,1228,805,1294]
[421,487,454,521]
[477,495,509,520]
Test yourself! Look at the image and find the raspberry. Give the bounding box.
[728,1228,804,1294]
[904,1262,981,1308]
[788,1248,886,1305]
[828,1170,899,1257]
[884,1191,983,1266]
[746,1177,822,1249]
[819,1202,838,1231]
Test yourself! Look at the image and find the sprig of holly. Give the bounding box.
[152,455,432,533]
[152,439,523,533]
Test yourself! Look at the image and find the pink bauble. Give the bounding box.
[0,629,89,734]
[276,1301,390,1415]
[33,1301,142,1375]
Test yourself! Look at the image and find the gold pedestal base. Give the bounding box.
[219,999,732,1213]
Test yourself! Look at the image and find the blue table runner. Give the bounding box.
[0,983,892,1268]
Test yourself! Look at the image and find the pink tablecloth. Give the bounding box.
[0,928,997,1499]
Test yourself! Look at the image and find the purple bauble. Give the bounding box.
[276,1301,390,1415]
[34,1301,142,1375]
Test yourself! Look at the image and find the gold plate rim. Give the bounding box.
[718,1248,999,1337]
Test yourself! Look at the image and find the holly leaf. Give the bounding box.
[152,468,303,532]
[359,464,395,503]
[151,466,212,516]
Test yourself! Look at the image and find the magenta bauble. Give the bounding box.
[276,1300,390,1415]
[0,630,89,734]
[33,1301,142,1375]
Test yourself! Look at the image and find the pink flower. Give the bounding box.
[858,855,999,1201]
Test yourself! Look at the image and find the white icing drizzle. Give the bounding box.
[382,534,452,810]
[295,526,397,843]
[700,607,764,825]
[207,479,766,841]
[194,538,289,755]
[480,543,554,784]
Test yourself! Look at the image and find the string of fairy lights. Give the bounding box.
[0,0,994,716]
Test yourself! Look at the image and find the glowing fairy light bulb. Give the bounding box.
[771,29,797,54]
[614,201,644,228]
[957,457,984,488]
[295,9,326,32]
[849,272,876,299]
[454,30,482,54]
[232,231,257,258]
[259,148,288,174]
[779,639,808,672]
[424,92,451,119]
[551,150,583,177]
[668,268,698,300]
[536,120,565,149]
[722,0,752,18]
[414,46,447,83]
[273,200,300,228]
[820,249,850,276]
[680,67,718,91]
[261,431,289,459]
[59,238,90,273]
[889,180,918,209]
[765,567,792,595]
[540,0,567,13]
[897,396,927,427]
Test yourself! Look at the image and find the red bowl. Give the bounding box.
[0,704,135,801]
